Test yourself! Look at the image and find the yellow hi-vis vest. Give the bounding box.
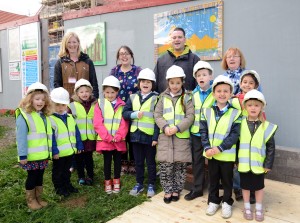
[190,91,215,134]
[130,94,158,135]
[230,98,248,116]
[202,107,241,161]
[161,94,191,138]
[97,98,123,140]
[238,118,277,174]
[15,108,52,161]
[49,114,77,157]
[69,102,96,141]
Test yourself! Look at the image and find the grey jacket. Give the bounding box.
[154,88,194,163]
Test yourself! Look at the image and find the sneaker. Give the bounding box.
[78,178,86,185]
[113,178,121,193]
[206,202,220,216]
[129,183,144,196]
[255,209,264,222]
[85,177,93,186]
[67,184,79,193]
[221,202,232,219]
[147,184,155,198]
[104,180,112,194]
[56,188,70,197]
[243,208,253,220]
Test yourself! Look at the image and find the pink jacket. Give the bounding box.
[94,97,129,153]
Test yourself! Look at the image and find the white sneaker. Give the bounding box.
[206,202,220,216]
[221,202,232,219]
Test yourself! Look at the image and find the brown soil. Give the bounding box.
[61,195,88,208]
[0,116,16,150]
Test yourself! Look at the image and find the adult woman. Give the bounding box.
[54,32,99,98]
[221,47,246,95]
[109,46,142,174]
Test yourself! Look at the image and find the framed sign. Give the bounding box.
[154,0,223,61]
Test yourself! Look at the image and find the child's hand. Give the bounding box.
[264,168,271,173]
[53,154,59,160]
[164,127,171,136]
[77,150,82,154]
[20,159,27,165]
[212,147,220,155]
[169,126,178,135]
[205,149,213,157]
[137,111,144,119]
[152,141,158,146]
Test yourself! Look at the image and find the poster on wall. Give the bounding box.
[8,27,21,62]
[48,45,60,91]
[154,0,223,61]
[20,22,41,97]
[67,22,106,65]
[9,61,21,80]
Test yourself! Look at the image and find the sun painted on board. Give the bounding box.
[210,15,216,23]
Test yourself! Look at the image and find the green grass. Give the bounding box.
[0,125,5,138]
[0,133,161,222]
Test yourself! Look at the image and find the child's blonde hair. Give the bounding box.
[244,99,265,123]
[72,86,94,103]
[19,90,52,115]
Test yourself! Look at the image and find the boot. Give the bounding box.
[26,189,42,210]
[104,180,112,194]
[35,186,48,207]
[113,178,121,193]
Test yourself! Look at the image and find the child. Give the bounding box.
[122,68,159,197]
[154,65,194,204]
[49,87,84,197]
[231,70,262,202]
[238,89,277,222]
[185,61,215,201]
[16,82,52,210]
[69,79,97,186]
[200,75,241,219]
[94,76,129,194]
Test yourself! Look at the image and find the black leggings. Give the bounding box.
[26,169,45,190]
[102,150,122,180]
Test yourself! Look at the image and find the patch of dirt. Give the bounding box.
[0,116,16,150]
[61,195,88,208]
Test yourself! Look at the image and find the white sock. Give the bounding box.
[256,203,262,215]
[244,203,251,214]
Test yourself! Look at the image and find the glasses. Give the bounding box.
[226,55,240,59]
[119,52,130,56]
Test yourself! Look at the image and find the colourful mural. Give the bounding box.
[154,0,223,61]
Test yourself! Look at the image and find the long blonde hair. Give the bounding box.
[58,32,81,58]
[19,91,52,116]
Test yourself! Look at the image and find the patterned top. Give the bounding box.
[222,67,245,95]
[109,64,142,102]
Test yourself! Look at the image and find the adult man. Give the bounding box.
[154,27,200,93]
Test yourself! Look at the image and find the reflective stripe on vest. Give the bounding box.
[162,94,191,138]
[190,92,215,133]
[16,108,52,161]
[130,94,158,135]
[97,98,123,140]
[49,115,77,157]
[230,98,248,116]
[69,102,96,140]
[238,119,277,174]
[202,107,241,161]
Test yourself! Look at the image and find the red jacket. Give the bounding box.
[94,97,129,153]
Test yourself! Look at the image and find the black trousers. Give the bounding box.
[132,142,156,185]
[190,134,205,192]
[121,133,134,162]
[102,150,122,180]
[208,158,234,205]
[52,155,72,190]
[75,151,94,179]
[26,169,45,190]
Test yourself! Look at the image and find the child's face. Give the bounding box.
[103,87,118,102]
[139,79,152,94]
[77,86,92,101]
[168,77,183,94]
[245,100,263,120]
[32,93,46,112]
[195,69,212,90]
[240,75,257,94]
[213,84,232,108]
[54,103,68,115]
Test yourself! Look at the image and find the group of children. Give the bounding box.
[16,60,276,222]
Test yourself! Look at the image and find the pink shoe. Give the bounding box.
[243,208,253,220]
[255,209,264,222]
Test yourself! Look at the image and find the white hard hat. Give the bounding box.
[243,89,266,108]
[26,82,49,95]
[166,65,186,80]
[102,76,120,89]
[240,70,260,87]
[193,61,213,77]
[50,87,70,105]
[137,68,156,82]
[74,79,93,92]
[212,75,234,94]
